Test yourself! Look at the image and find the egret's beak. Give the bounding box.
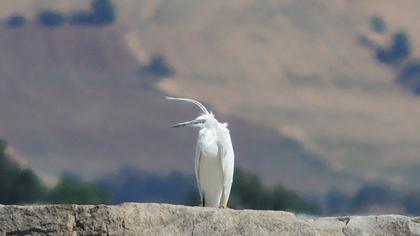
[173,119,204,128]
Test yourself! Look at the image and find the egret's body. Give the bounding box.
[167,96,234,208]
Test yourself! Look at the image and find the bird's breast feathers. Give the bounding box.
[197,129,218,157]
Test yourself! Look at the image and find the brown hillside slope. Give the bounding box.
[0,22,354,194]
[2,0,420,192]
[116,0,420,187]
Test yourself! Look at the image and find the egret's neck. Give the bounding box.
[198,127,217,143]
[199,123,229,141]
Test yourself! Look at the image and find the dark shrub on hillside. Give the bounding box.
[70,0,116,26]
[376,47,394,65]
[375,31,411,65]
[38,10,66,27]
[91,0,115,25]
[6,14,26,27]
[396,61,420,95]
[371,16,386,34]
[351,183,395,211]
[391,32,411,61]
[139,55,175,80]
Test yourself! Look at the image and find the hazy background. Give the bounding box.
[1,0,420,215]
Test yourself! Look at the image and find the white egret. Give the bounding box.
[167,96,234,208]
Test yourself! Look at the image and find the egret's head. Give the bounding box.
[166,96,218,129]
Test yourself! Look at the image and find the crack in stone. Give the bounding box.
[339,216,352,236]
[191,218,196,236]
[338,216,350,225]
[342,227,352,236]
[122,218,127,236]
[6,227,56,236]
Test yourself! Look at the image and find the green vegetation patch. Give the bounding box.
[0,139,109,205]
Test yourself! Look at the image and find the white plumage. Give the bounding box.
[167,96,234,208]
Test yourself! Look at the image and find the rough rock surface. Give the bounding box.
[0,203,420,236]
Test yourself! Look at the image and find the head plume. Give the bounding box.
[166,96,210,114]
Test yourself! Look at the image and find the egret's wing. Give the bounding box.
[218,131,235,208]
[195,144,204,206]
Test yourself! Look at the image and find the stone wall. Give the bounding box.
[1,203,420,235]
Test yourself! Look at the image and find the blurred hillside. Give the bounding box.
[1,138,321,214]
[0,140,108,204]
[0,0,420,209]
